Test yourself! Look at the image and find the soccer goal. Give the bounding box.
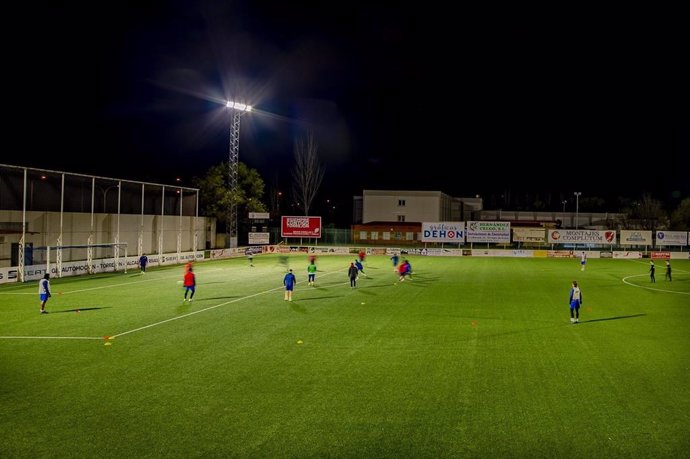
[28,242,129,278]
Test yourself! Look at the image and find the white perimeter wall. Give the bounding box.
[0,210,209,263]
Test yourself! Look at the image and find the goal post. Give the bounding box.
[29,242,129,279]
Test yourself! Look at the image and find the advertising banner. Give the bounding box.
[547,229,616,245]
[210,248,244,259]
[421,222,465,243]
[0,266,19,284]
[651,252,671,259]
[620,230,652,245]
[655,231,688,246]
[472,249,534,257]
[248,212,270,219]
[397,248,463,256]
[281,216,322,238]
[613,251,643,259]
[513,227,545,243]
[466,221,511,243]
[248,232,270,245]
[21,251,204,281]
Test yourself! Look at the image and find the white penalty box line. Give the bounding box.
[0,269,225,296]
[0,267,270,341]
[111,268,349,340]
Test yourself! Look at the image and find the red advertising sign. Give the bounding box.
[651,251,671,259]
[281,216,322,238]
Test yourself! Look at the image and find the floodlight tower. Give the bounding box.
[226,100,252,248]
[574,192,582,229]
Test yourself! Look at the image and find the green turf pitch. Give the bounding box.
[1,255,689,457]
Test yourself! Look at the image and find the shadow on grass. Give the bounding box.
[450,314,648,344]
[401,279,435,287]
[176,302,193,314]
[580,313,646,324]
[51,307,111,314]
[289,302,308,314]
[407,275,441,281]
[298,296,340,301]
[354,283,391,291]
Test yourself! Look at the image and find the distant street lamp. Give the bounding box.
[573,192,582,229]
[225,100,253,248]
[562,200,567,213]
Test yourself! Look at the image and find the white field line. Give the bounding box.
[621,273,690,295]
[111,268,349,339]
[0,335,102,340]
[626,259,690,273]
[0,268,349,342]
[0,269,224,295]
[111,286,285,339]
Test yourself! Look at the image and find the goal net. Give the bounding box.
[28,242,129,278]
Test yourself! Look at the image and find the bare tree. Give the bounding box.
[291,131,325,216]
[626,193,667,230]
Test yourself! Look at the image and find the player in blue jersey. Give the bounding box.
[38,273,51,314]
[391,253,400,272]
[569,280,583,323]
[283,269,296,301]
[580,252,587,271]
[139,254,148,274]
[354,259,367,278]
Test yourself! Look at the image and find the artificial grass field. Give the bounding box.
[1,254,689,457]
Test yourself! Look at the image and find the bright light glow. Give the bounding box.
[226,100,253,112]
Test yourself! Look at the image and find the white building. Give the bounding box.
[358,190,482,223]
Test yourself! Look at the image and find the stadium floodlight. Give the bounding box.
[226,100,252,112]
[562,200,567,213]
[574,192,582,229]
[226,99,253,248]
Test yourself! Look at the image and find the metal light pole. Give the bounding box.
[574,192,582,229]
[226,100,252,248]
[562,200,567,213]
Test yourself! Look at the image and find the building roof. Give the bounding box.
[363,190,450,198]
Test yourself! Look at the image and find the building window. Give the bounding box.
[398,199,406,206]
[383,232,391,240]
[406,232,414,241]
[359,231,367,240]
[371,231,378,240]
[397,215,406,222]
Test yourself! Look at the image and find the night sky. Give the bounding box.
[5,2,689,216]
